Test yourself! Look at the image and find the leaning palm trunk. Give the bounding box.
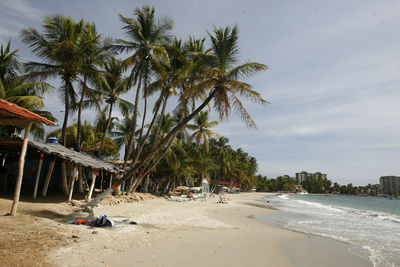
[136,77,148,152]
[132,94,168,169]
[97,104,113,156]
[85,88,218,208]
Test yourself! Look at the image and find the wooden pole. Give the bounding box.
[41,158,55,197]
[10,122,32,216]
[87,168,98,201]
[100,170,104,191]
[61,160,68,195]
[68,164,77,201]
[77,165,83,193]
[109,173,113,188]
[33,153,44,199]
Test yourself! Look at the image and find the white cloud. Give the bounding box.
[2,0,43,21]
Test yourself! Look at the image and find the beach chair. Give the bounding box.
[199,193,207,202]
[217,193,228,203]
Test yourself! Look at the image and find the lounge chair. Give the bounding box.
[217,193,228,203]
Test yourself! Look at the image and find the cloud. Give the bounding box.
[2,0,43,21]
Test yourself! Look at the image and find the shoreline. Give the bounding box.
[44,192,371,267]
[0,192,372,266]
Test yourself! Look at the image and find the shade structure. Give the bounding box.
[0,99,55,216]
[0,98,56,127]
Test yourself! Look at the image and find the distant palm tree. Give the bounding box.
[97,58,133,156]
[22,16,97,145]
[47,121,119,158]
[187,110,220,152]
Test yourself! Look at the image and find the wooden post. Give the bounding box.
[109,173,113,188]
[68,164,77,201]
[77,166,83,193]
[33,153,44,199]
[41,158,55,197]
[10,122,32,216]
[61,160,68,195]
[114,171,122,195]
[100,170,104,191]
[87,168,98,201]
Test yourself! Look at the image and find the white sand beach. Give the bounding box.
[0,192,371,267]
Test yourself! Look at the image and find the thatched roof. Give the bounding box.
[0,138,119,173]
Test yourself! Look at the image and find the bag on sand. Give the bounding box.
[95,214,115,227]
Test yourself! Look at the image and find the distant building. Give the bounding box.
[295,171,327,183]
[380,176,400,195]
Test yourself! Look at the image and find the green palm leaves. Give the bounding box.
[22,16,101,145]
[0,41,54,139]
[205,25,268,128]
[187,111,220,152]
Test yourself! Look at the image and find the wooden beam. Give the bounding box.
[68,164,77,201]
[10,121,32,216]
[33,153,44,199]
[41,158,55,197]
[87,168,98,201]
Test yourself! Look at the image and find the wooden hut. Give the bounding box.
[0,138,121,207]
[0,99,55,215]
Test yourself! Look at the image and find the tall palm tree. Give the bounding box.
[97,58,133,156]
[86,25,268,206]
[138,25,268,170]
[22,16,97,145]
[117,6,173,165]
[75,24,113,151]
[187,110,220,152]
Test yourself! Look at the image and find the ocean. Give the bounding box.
[258,194,400,267]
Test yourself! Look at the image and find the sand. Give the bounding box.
[0,192,372,267]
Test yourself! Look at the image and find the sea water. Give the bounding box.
[259,194,400,267]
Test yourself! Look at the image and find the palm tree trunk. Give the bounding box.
[61,78,71,146]
[136,77,148,151]
[85,87,218,208]
[123,70,143,169]
[76,76,87,151]
[98,103,113,156]
[132,94,167,168]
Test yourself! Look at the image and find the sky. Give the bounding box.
[1,0,400,185]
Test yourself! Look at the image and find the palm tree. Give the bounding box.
[47,121,119,158]
[22,16,97,145]
[75,24,113,151]
[86,24,268,206]
[117,6,173,165]
[187,110,220,152]
[138,25,268,172]
[97,58,133,156]
[0,41,54,138]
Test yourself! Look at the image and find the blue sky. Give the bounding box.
[1,0,400,185]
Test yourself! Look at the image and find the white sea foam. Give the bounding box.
[267,194,400,267]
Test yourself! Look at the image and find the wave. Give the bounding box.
[270,194,400,267]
